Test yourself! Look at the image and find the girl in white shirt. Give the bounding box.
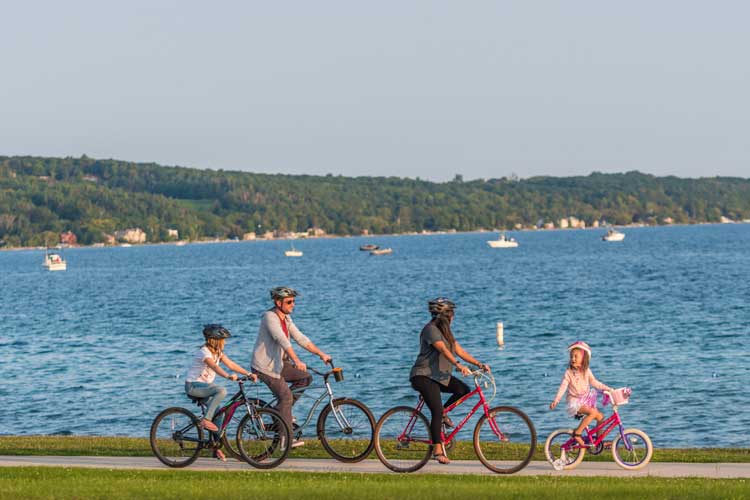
[184,324,257,439]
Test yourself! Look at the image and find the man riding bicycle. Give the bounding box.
[251,286,332,447]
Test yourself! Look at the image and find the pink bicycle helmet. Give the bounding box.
[567,340,592,358]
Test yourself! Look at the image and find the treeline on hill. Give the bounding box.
[1,155,749,247]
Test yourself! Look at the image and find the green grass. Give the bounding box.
[1,467,748,500]
[1,436,749,463]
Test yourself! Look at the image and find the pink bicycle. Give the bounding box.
[544,388,653,471]
[374,370,536,474]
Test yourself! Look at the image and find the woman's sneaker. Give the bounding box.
[291,439,305,448]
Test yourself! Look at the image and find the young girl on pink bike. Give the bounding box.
[549,341,614,447]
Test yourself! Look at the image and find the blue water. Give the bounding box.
[1,224,749,447]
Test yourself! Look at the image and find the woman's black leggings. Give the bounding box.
[410,375,471,445]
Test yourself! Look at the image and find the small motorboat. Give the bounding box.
[602,229,625,242]
[487,233,518,248]
[370,247,393,256]
[359,244,379,251]
[43,248,67,271]
[285,245,303,257]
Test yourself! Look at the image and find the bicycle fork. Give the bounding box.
[324,382,354,434]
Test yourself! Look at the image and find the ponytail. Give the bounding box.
[432,313,456,351]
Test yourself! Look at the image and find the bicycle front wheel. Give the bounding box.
[317,398,376,462]
[236,408,291,469]
[544,428,585,470]
[374,406,433,473]
[611,428,653,470]
[149,407,204,468]
[220,397,271,460]
[217,406,247,461]
[473,406,536,474]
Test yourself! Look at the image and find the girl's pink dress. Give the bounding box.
[553,368,613,416]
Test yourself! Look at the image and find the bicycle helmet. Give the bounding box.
[203,324,232,340]
[428,297,456,316]
[270,286,300,301]
[567,340,591,358]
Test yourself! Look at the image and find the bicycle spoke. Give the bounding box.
[473,406,536,474]
[237,408,291,469]
[544,429,585,470]
[612,429,653,470]
[318,399,375,462]
[150,407,203,468]
[374,406,432,473]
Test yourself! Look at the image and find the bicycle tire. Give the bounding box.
[236,407,291,469]
[219,397,270,460]
[317,398,376,463]
[216,406,246,461]
[611,428,653,470]
[544,428,586,470]
[149,407,204,468]
[473,406,536,474]
[374,406,433,473]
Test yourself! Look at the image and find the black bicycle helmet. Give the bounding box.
[428,297,456,316]
[270,286,300,301]
[203,324,232,340]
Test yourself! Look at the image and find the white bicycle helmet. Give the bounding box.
[567,340,592,358]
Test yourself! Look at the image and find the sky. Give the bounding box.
[1,1,748,181]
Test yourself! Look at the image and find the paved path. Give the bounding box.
[1,456,748,478]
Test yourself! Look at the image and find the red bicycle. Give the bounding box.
[374,370,536,473]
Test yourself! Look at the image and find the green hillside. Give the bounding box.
[1,155,749,247]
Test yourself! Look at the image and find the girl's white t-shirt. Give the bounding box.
[185,346,221,383]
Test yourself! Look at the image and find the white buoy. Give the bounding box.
[496,322,504,346]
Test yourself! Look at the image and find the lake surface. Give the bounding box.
[1,224,748,447]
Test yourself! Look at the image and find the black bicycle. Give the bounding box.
[150,377,291,469]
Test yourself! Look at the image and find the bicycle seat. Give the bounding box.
[187,394,207,405]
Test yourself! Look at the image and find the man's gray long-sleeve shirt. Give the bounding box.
[251,309,311,379]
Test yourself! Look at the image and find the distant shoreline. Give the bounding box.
[1,220,748,253]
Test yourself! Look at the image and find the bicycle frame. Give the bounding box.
[265,367,351,434]
[561,408,632,452]
[181,380,264,444]
[402,372,505,445]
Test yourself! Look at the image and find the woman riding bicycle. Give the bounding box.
[409,297,490,464]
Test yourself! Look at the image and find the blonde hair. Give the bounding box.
[204,337,225,359]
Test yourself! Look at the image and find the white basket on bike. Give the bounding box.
[602,387,631,406]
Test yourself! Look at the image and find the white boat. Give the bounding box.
[487,233,518,248]
[602,229,625,242]
[370,247,393,255]
[43,249,67,271]
[285,246,303,257]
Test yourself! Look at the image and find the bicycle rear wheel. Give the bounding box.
[473,406,536,474]
[374,406,433,473]
[611,428,653,470]
[317,398,376,462]
[544,429,585,470]
[150,407,204,468]
[236,408,291,469]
